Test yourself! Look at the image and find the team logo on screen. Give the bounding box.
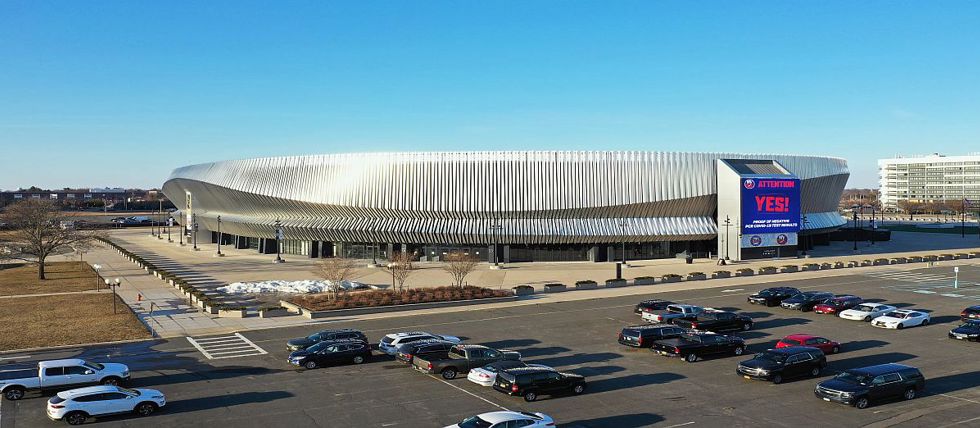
[750,236,762,246]
[776,234,788,245]
[743,179,756,190]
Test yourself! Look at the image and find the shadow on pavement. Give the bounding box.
[529,352,623,368]
[753,317,811,330]
[586,373,685,393]
[559,413,665,428]
[164,391,294,414]
[567,365,627,377]
[514,346,573,358]
[841,339,889,352]
[930,315,962,325]
[924,370,980,395]
[740,311,774,319]
[831,352,917,371]
[479,339,542,349]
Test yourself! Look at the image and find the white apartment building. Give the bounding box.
[878,153,980,210]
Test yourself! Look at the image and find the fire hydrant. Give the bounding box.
[137,293,143,302]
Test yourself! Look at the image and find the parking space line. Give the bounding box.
[431,376,509,411]
[665,422,695,428]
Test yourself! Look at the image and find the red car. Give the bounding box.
[776,334,840,354]
[813,295,863,315]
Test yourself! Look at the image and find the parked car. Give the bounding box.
[776,334,841,354]
[840,303,898,322]
[46,385,164,425]
[492,367,586,402]
[960,305,980,322]
[287,339,372,369]
[379,331,462,355]
[871,310,930,329]
[413,344,521,379]
[651,332,746,362]
[286,328,368,351]
[642,304,706,324]
[395,340,456,364]
[467,360,550,387]
[737,347,827,384]
[814,363,925,409]
[780,291,835,311]
[948,320,980,341]
[747,287,802,307]
[634,299,674,315]
[618,324,689,348]
[444,411,555,428]
[1,359,130,401]
[672,310,753,332]
[813,295,863,315]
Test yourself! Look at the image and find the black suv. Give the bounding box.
[493,367,586,402]
[949,320,980,342]
[286,328,368,351]
[634,299,674,315]
[815,363,925,409]
[737,347,826,384]
[747,287,801,307]
[287,339,372,369]
[395,339,455,364]
[780,291,835,311]
[618,325,688,348]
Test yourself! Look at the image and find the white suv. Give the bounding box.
[47,385,165,425]
[378,331,461,355]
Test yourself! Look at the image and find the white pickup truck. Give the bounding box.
[0,359,130,400]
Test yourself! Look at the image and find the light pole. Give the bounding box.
[722,216,732,261]
[618,220,628,265]
[852,209,858,251]
[489,223,502,266]
[387,262,396,291]
[800,214,808,257]
[178,216,185,246]
[215,215,223,257]
[274,219,284,263]
[962,198,967,238]
[868,205,876,245]
[93,264,102,291]
[105,278,121,314]
[192,213,199,251]
[166,216,173,242]
[157,199,163,239]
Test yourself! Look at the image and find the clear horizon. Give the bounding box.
[2,1,979,190]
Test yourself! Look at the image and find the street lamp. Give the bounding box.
[105,278,121,314]
[387,262,396,291]
[157,199,164,239]
[801,214,809,257]
[192,213,199,251]
[178,216,185,246]
[215,215,223,257]
[166,216,173,242]
[489,223,503,266]
[92,264,102,291]
[618,220,628,266]
[722,216,733,261]
[274,219,284,263]
[852,209,859,251]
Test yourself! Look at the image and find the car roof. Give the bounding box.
[476,411,542,423]
[966,305,980,310]
[766,346,821,355]
[859,302,890,308]
[387,331,433,338]
[38,359,85,368]
[668,304,699,309]
[888,309,918,314]
[315,328,360,334]
[57,385,122,398]
[623,324,674,330]
[848,363,917,375]
[783,334,818,340]
[504,366,557,374]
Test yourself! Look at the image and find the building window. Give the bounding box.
[13,194,22,199]
[83,194,93,199]
[31,194,40,199]
[50,194,58,199]
[66,194,76,199]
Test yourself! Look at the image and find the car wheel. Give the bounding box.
[771,374,783,384]
[304,361,317,369]
[896,323,904,330]
[685,353,698,363]
[3,387,25,401]
[523,391,538,402]
[733,346,745,356]
[134,402,158,417]
[864,316,871,322]
[921,319,929,326]
[810,366,821,377]
[101,377,121,386]
[832,346,840,354]
[855,397,870,409]
[742,323,752,331]
[352,355,365,364]
[904,388,917,400]
[65,411,88,426]
[441,368,458,380]
[572,384,585,395]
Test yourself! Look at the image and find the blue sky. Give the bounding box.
[2,1,979,190]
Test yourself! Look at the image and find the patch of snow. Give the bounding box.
[218,279,376,294]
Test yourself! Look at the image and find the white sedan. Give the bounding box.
[47,385,165,425]
[445,411,555,428]
[872,310,931,329]
[840,303,897,322]
[467,361,550,387]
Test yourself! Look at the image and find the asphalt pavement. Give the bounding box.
[2,264,979,427]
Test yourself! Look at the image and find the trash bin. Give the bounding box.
[685,255,693,264]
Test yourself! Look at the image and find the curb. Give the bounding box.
[0,337,160,356]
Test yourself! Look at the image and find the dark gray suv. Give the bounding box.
[815,363,925,409]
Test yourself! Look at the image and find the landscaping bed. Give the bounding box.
[0,293,151,350]
[287,286,511,312]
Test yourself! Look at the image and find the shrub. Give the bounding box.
[575,280,597,286]
[633,276,656,281]
[736,268,753,273]
[662,274,682,279]
[688,272,705,276]
[287,286,509,311]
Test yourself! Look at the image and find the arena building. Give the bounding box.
[162,151,849,263]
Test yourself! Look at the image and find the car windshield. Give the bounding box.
[885,312,909,318]
[959,323,980,330]
[118,387,140,396]
[835,371,871,385]
[757,289,777,296]
[667,306,685,314]
[306,342,327,352]
[853,305,874,312]
[457,416,492,428]
[754,352,787,363]
[82,361,104,371]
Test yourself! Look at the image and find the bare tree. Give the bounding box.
[314,257,360,298]
[385,251,415,292]
[442,252,479,288]
[0,200,103,280]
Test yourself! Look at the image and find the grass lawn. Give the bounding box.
[0,293,151,350]
[0,262,101,296]
[885,224,980,235]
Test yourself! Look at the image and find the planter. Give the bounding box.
[543,283,567,293]
[686,273,707,281]
[802,264,820,271]
[711,271,731,279]
[259,307,288,318]
[780,265,799,273]
[847,261,859,268]
[575,281,598,290]
[203,305,219,315]
[735,269,754,277]
[861,260,873,267]
[512,285,535,296]
[820,263,832,270]
[758,267,778,275]
[661,275,682,283]
[956,253,970,259]
[908,256,923,263]
[279,300,305,314]
[891,257,907,264]
[218,308,247,318]
[633,277,657,285]
[939,254,954,261]
[924,255,938,261]
[604,279,628,288]
[873,259,890,266]
[294,296,517,319]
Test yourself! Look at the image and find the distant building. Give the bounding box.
[878,153,980,210]
[0,187,165,208]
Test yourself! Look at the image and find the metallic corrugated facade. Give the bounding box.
[161,151,849,245]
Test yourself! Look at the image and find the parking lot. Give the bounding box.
[2,263,979,427]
